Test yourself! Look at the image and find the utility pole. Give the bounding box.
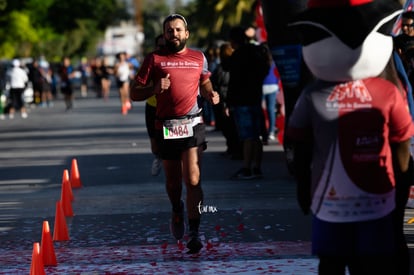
[134,0,143,26]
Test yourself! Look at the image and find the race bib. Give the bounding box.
[163,118,194,139]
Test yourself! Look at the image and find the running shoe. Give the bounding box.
[186,231,203,254]
[170,201,185,240]
[151,157,162,176]
[121,105,128,115]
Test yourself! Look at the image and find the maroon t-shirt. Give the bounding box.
[136,48,211,121]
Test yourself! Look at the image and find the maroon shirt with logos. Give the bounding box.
[136,48,211,123]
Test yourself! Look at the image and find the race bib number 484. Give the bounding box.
[163,124,193,139]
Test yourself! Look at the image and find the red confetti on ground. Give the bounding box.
[0,241,315,274]
[215,225,221,231]
[177,241,185,251]
[237,223,245,231]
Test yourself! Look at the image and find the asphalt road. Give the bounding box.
[0,90,413,274]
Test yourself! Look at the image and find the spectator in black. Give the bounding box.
[211,42,242,159]
[59,56,76,111]
[28,60,43,106]
[225,26,270,179]
[394,11,414,67]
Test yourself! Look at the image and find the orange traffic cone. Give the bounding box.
[61,178,74,217]
[53,201,70,241]
[30,242,46,275]
[70,158,82,188]
[62,169,74,201]
[40,220,57,266]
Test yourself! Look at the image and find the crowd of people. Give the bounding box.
[0,52,142,119]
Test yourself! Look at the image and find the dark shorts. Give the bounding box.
[61,82,73,95]
[41,81,51,93]
[232,105,263,140]
[312,214,396,257]
[155,123,206,160]
[116,79,128,89]
[145,103,156,138]
[10,88,25,109]
[81,76,88,85]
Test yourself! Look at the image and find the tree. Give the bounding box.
[0,11,38,58]
[141,0,170,54]
[0,0,129,59]
[47,0,129,32]
[180,0,256,48]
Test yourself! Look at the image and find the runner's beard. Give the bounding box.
[166,38,187,53]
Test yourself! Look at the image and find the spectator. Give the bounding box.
[100,57,113,101]
[59,56,76,111]
[7,59,29,119]
[203,44,220,127]
[226,26,270,179]
[261,43,280,143]
[211,42,242,159]
[90,57,103,98]
[114,52,131,115]
[78,57,90,98]
[395,11,414,61]
[38,56,53,107]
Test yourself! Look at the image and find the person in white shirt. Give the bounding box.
[7,59,29,119]
[114,52,131,115]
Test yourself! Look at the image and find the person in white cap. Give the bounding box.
[7,59,29,119]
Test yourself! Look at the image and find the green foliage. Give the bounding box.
[141,0,170,55]
[0,42,16,59]
[189,0,256,47]
[0,0,127,59]
[0,11,38,58]
[0,0,258,59]
[47,0,129,32]
[25,0,55,26]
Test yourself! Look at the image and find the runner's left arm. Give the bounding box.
[200,79,220,105]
